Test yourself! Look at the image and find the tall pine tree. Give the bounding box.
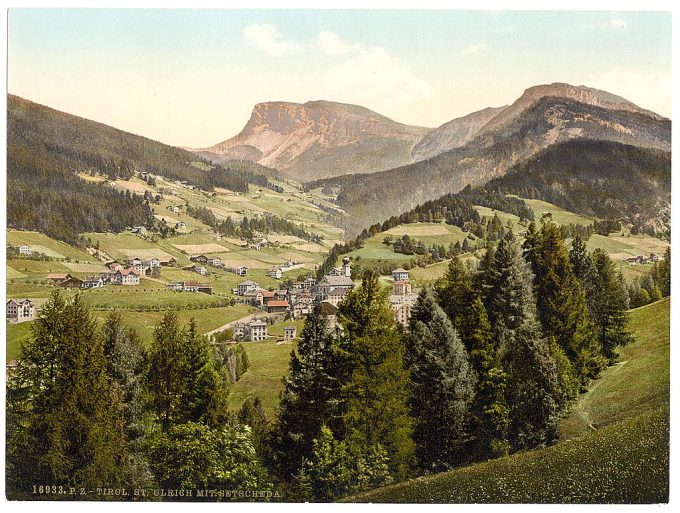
[337,270,415,480]
[405,289,476,471]
[268,310,341,480]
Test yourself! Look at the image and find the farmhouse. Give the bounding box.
[131,226,148,235]
[47,273,72,285]
[283,326,297,341]
[267,300,289,314]
[175,222,187,229]
[82,277,104,289]
[18,244,32,255]
[159,256,177,267]
[261,290,276,305]
[190,255,209,263]
[392,268,410,282]
[6,299,35,323]
[304,277,317,288]
[206,256,222,267]
[193,266,208,276]
[237,280,260,296]
[166,282,184,291]
[145,257,160,268]
[235,266,248,276]
[267,266,283,279]
[60,276,84,289]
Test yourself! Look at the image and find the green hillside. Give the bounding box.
[346,298,670,503]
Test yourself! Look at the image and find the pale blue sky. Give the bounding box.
[8,9,672,147]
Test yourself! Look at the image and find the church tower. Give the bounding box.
[342,257,351,278]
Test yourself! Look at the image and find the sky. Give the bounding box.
[7,8,672,148]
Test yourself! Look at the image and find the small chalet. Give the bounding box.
[82,277,104,289]
[159,256,177,267]
[190,255,209,264]
[236,266,248,276]
[206,256,222,267]
[176,222,187,229]
[18,244,32,255]
[267,300,289,314]
[47,273,72,285]
[6,299,35,323]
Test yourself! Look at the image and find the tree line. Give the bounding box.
[185,204,321,243]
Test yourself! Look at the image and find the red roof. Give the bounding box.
[261,290,276,297]
[47,273,70,279]
[267,300,289,307]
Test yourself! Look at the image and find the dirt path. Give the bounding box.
[575,360,629,431]
[204,312,263,337]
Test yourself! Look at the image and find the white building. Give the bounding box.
[283,326,297,341]
[237,280,260,296]
[236,266,249,276]
[267,267,283,279]
[18,244,32,255]
[6,299,35,323]
[392,268,410,282]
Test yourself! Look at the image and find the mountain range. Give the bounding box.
[7,81,672,241]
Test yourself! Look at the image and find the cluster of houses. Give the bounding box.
[231,258,417,326]
[44,255,177,290]
[166,281,213,294]
[625,253,663,266]
[185,254,249,277]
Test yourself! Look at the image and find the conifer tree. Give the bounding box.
[482,235,565,450]
[147,312,187,430]
[337,270,415,479]
[268,310,340,480]
[588,249,634,361]
[435,255,473,332]
[405,289,476,471]
[528,223,605,384]
[7,292,125,495]
[102,313,154,488]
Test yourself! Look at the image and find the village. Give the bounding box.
[7,245,420,345]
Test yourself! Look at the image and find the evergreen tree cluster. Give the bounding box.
[7,292,270,500]
[185,204,321,243]
[270,229,636,500]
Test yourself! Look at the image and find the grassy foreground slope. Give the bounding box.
[347,298,669,504]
